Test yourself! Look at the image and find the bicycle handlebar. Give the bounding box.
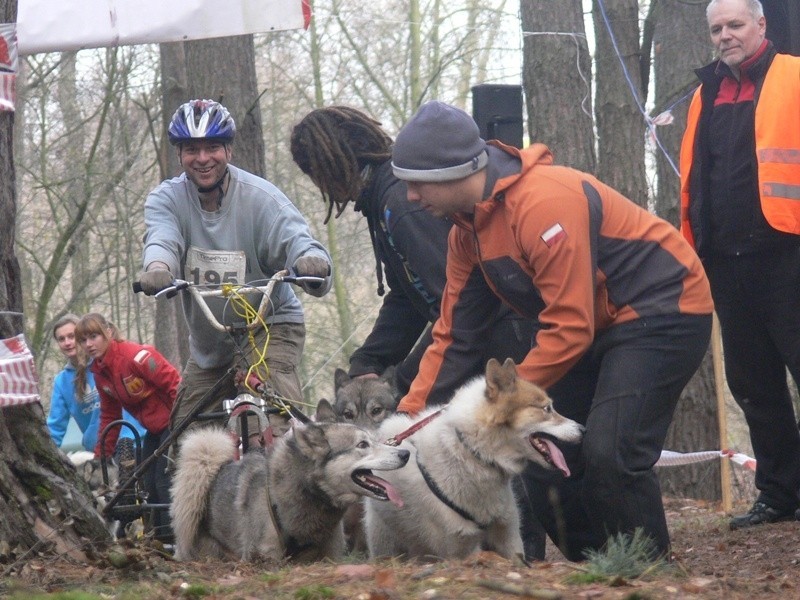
[132,269,325,333]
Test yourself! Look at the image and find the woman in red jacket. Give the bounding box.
[76,313,180,538]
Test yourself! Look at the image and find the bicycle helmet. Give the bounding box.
[168,99,236,146]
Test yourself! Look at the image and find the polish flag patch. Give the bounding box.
[541,223,566,247]
[134,349,151,364]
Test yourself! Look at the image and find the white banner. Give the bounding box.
[17,0,309,56]
[0,334,40,408]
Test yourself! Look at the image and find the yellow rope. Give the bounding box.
[217,283,314,418]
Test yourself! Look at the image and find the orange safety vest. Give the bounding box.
[680,54,800,249]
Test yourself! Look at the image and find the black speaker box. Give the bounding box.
[471,84,524,149]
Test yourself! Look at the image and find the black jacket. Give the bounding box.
[348,161,452,389]
[349,160,537,399]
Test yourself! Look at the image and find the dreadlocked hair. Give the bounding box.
[290,106,393,224]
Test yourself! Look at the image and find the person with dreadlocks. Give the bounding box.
[291,107,550,561]
[137,99,333,444]
[291,105,535,401]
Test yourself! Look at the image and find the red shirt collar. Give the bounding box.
[740,39,769,73]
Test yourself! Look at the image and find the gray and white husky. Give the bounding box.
[319,367,399,554]
[170,418,409,563]
[364,358,584,561]
[328,366,398,430]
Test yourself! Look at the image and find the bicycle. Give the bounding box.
[99,270,324,539]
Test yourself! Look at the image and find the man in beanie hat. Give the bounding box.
[290,105,536,399]
[392,100,714,561]
[291,105,545,558]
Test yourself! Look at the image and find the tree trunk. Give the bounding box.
[653,0,722,501]
[307,1,357,366]
[659,354,722,501]
[151,42,191,370]
[521,0,596,173]
[592,0,648,204]
[652,0,711,226]
[184,35,266,178]
[147,36,264,368]
[1,0,110,559]
[57,52,91,317]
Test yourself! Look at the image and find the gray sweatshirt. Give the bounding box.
[143,164,332,369]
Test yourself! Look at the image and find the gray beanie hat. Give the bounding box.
[392,101,488,182]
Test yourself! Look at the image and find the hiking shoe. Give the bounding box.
[729,501,796,530]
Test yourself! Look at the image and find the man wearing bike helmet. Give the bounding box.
[138,99,332,441]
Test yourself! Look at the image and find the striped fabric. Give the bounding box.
[0,334,40,407]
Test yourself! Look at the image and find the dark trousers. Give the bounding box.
[516,313,711,561]
[142,429,172,535]
[706,248,800,512]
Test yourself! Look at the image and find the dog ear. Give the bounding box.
[334,368,351,392]
[380,365,396,384]
[380,365,403,406]
[293,422,331,458]
[315,398,338,422]
[484,357,518,402]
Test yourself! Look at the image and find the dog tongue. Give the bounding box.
[542,438,571,478]
[366,474,404,508]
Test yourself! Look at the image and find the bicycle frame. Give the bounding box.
[108,271,321,525]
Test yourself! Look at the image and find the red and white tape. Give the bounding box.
[657,449,756,471]
[0,334,40,408]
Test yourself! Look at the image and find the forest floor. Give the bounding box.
[2,496,799,600]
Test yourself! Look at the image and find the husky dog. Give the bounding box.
[68,450,118,496]
[68,450,125,536]
[329,367,398,430]
[364,357,584,561]
[321,367,399,554]
[170,418,410,563]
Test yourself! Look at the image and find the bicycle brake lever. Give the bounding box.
[154,280,189,299]
[285,268,327,286]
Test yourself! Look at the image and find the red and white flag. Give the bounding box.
[0,334,40,407]
[541,223,567,247]
[0,23,18,112]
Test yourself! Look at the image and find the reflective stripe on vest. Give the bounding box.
[754,54,800,234]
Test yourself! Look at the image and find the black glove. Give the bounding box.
[137,269,173,296]
[293,256,330,278]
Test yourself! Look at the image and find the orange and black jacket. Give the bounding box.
[680,42,800,256]
[92,339,180,458]
[397,142,713,415]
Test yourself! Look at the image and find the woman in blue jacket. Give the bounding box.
[47,313,145,453]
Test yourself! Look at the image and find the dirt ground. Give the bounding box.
[3,496,799,600]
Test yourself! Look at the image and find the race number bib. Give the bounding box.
[185,247,246,286]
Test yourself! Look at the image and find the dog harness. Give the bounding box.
[268,471,337,560]
[415,454,489,529]
[269,504,315,559]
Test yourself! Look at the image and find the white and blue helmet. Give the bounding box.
[168,99,236,146]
